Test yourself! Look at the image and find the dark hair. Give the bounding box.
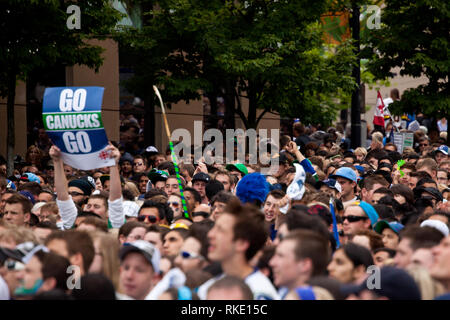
[284,229,330,277]
[205,180,225,201]
[416,178,438,189]
[139,200,173,223]
[18,181,42,197]
[188,220,215,260]
[71,273,116,300]
[366,149,388,162]
[35,221,58,230]
[361,175,389,191]
[88,194,108,211]
[184,187,201,204]
[286,207,331,242]
[158,161,175,175]
[207,276,254,300]
[409,171,432,182]
[399,226,444,250]
[390,184,415,204]
[45,230,95,273]
[34,251,71,291]
[413,198,434,215]
[118,221,148,238]
[5,193,32,214]
[144,189,168,200]
[373,187,394,197]
[79,217,109,233]
[256,246,276,284]
[340,243,374,268]
[372,204,397,221]
[265,189,285,202]
[211,191,239,206]
[307,276,346,300]
[122,189,136,201]
[164,228,190,242]
[225,202,268,261]
[373,247,396,258]
[353,230,384,251]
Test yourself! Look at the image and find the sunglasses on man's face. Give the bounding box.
[343,215,368,223]
[168,202,180,208]
[138,215,158,223]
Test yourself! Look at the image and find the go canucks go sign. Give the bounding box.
[42,87,115,170]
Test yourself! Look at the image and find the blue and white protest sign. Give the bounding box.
[42,87,115,170]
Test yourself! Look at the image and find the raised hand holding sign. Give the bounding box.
[43,87,114,170]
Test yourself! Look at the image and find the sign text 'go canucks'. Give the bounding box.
[43,87,114,170]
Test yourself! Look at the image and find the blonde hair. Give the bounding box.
[354,147,367,158]
[406,265,445,300]
[89,231,121,290]
[123,181,140,199]
[285,286,335,300]
[372,132,384,144]
[0,225,39,246]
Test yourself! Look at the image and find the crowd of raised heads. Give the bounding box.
[0,115,449,300]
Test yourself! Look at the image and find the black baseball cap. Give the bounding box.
[341,266,421,300]
[192,172,210,183]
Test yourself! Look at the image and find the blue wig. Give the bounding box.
[236,172,269,205]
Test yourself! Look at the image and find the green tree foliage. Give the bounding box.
[118,0,357,129]
[361,0,450,119]
[0,0,122,175]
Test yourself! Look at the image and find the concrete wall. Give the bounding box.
[0,81,28,158]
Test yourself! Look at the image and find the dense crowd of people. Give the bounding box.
[0,114,449,300]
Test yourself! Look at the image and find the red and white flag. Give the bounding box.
[373,90,385,127]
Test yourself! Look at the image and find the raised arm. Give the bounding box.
[49,145,69,201]
[106,143,122,201]
[105,143,125,228]
[49,145,77,229]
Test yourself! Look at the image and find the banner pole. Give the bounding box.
[153,86,190,220]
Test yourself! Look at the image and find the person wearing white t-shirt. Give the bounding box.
[49,144,124,230]
[197,201,279,300]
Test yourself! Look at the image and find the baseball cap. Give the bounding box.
[225,163,248,176]
[119,240,160,274]
[415,187,443,202]
[307,204,333,226]
[19,191,36,205]
[147,169,169,184]
[330,167,357,183]
[354,165,365,175]
[0,247,25,265]
[68,179,94,196]
[145,146,158,154]
[20,173,41,184]
[119,152,134,164]
[316,178,342,193]
[420,219,449,237]
[436,145,449,156]
[352,201,379,227]
[123,201,141,218]
[374,220,404,235]
[341,266,421,300]
[192,172,210,183]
